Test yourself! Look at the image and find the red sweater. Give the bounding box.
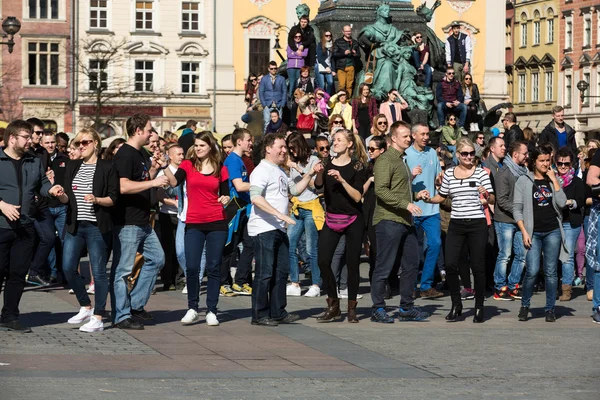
[351,97,378,129]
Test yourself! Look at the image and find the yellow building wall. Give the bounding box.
[232,0,320,91]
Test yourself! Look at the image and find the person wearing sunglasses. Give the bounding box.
[258,61,287,134]
[513,144,568,322]
[316,31,336,95]
[286,33,309,102]
[380,89,408,125]
[315,136,331,165]
[412,31,432,87]
[365,114,389,153]
[462,73,481,131]
[436,67,467,131]
[440,113,461,158]
[328,92,353,130]
[425,137,495,323]
[287,14,317,77]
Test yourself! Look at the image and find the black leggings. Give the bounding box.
[445,218,488,308]
[318,214,365,301]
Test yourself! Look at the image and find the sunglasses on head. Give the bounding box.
[459,151,476,158]
[557,161,571,167]
[319,145,330,151]
[368,147,380,152]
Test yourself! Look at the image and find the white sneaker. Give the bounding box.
[181,309,200,325]
[68,289,75,294]
[304,285,321,297]
[286,284,302,296]
[79,315,104,332]
[182,285,188,294]
[206,311,219,326]
[338,288,362,299]
[87,284,95,295]
[68,307,94,324]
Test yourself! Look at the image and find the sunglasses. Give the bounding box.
[415,36,422,39]
[269,67,277,70]
[441,165,446,170]
[333,120,343,124]
[465,78,472,80]
[449,118,456,121]
[447,72,455,76]
[319,146,330,151]
[556,161,571,167]
[250,79,257,82]
[477,136,484,140]
[459,151,476,158]
[77,139,94,147]
[377,122,388,126]
[325,34,332,37]
[368,147,380,152]
[295,35,302,38]
[33,130,44,135]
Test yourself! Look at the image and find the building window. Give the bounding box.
[565,75,572,106]
[90,0,108,29]
[597,13,600,46]
[584,15,592,48]
[134,60,154,92]
[249,39,270,76]
[135,1,153,30]
[545,71,553,101]
[28,42,60,86]
[520,23,527,47]
[182,1,202,32]
[547,18,554,43]
[532,72,539,102]
[533,21,540,45]
[89,60,108,91]
[566,18,573,50]
[28,0,59,19]
[181,62,201,94]
[518,74,526,103]
[584,72,591,105]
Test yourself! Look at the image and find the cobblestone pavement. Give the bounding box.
[0,264,598,399]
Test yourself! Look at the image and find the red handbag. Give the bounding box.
[297,113,315,131]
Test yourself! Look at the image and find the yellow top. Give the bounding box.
[289,197,325,231]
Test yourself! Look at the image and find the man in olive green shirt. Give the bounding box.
[370,121,430,323]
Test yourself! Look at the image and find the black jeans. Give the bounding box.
[318,214,365,300]
[445,218,488,308]
[29,208,55,277]
[0,225,36,322]
[159,213,179,286]
[372,220,419,310]
[221,214,254,286]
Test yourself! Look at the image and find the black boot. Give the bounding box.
[317,298,341,323]
[445,302,463,322]
[473,307,484,323]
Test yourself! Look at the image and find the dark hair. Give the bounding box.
[26,117,44,129]
[368,135,387,151]
[190,132,222,177]
[286,132,311,164]
[221,134,232,145]
[231,127,251,147]
[126,114,151,137]
[528,143,553,171]
[56,132,69,144]
[389,121,411,137]
[503,112,517,123]
[509,140,527,158]
[103,137,126,160]
[42,130,56,137]
[488,136,505,148]
[388,88,397,95]
[556,146,574,163]
[269,60,277,68]
[186,119,197,128]
[261,133,286,158]
[5,120,33,143]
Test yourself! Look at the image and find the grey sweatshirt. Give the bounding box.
[513,172,568,263]
[493,165,517,223]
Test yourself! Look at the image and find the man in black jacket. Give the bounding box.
[539,106,577,154]
[501,112,524,151]
[287,15,316,72]
[332,25,361,97]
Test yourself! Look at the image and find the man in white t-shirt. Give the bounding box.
[249,133,322,326]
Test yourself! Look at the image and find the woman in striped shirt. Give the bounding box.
[425,138,494,323]
[56,128,119,332]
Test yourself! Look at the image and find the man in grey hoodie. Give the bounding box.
[492,141,529,301]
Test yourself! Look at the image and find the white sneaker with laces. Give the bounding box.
[182,285,188,294]
[87,284,95,295]
[206,311,219,326]
[304,285,321,297]
[286,284,302,296]
[79,315,104,332]
[181,309,200,325]
[68,307,94,324]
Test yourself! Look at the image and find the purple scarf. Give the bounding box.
[558,167,575,188]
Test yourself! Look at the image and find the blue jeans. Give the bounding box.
[315,63,324,90]
[521,229,561,311]
[437,102,468,128]
[287,208,321,286]
[184,228,227,314]
[262,106,282,133]
[287,68,300,100]
[584,216,594,291]
[62,222,111,315]
[493,222,526,290]
[176,219,205,280]
[110,224,165,324]
[47,205,67,278]
[593,270,600,311]
[251,230,290,321]
[414,214,441,291]
[561,222,580,286]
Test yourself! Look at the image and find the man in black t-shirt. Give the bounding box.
[110,114,169,330]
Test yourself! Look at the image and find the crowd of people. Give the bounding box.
[0,100,599,333]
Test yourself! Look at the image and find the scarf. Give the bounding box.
[267,118,283,133]
[504,155,528,178]
[325,40,333,49]
[558,167,575,188]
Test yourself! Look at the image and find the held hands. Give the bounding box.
[153,175,170,188]
[416,190,430,201]
[310,162,324,176]
[49,185,65,198]
[152,151,167,170]
[0,201,20,221]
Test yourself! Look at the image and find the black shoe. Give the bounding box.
[251,317,279,326]
[445,303,463,322]
[0,320,32,333]
[131,309,154,320]
[27,274,50,286]
[275,314,300,324]
[114,318,144,330]
[518,306,529,321]
[545,309,556,322]
[473,307,484,323]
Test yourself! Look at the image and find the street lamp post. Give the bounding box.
[0,17,21,53]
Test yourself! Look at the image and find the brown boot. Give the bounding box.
[347,300,359,323]
[316,298,341,323]
[559,284,572,301]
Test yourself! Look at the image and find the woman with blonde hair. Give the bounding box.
[365,114,389,149]
[55,128,119,332]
